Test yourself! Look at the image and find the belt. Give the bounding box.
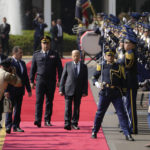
[105,84,115,89]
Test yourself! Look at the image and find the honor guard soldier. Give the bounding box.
[30,36,63,127]
[123,34,138,134]
[91,47,134,141]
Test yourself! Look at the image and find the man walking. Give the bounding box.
[5,46,32,134]
[30,36,63,128]
[59,50,88,130]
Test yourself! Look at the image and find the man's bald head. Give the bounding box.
[72,50,80,63]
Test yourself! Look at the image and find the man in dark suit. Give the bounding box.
[50,20,58,51]
[0,44,7,128]
[59,50,88,130]
[0,17,10,55]
[33,15,47,52]
[56,19,63,58]
[5,46,32,134]
[30,36,63,128]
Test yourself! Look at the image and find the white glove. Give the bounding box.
[105,28,110,34]
[95,81,101,89]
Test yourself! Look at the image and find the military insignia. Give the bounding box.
[49,55,55,58]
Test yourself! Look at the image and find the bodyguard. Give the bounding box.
[91,47,134,141]
[30,36,63,127]
[5,46,32,134]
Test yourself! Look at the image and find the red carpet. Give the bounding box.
[2,58,109,150]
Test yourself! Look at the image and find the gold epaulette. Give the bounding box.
[125,51,134,68]
[119,65,126,79]
[96,64,101,71]
[125,51,134,60]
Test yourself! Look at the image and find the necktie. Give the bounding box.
[44,52,48,58]
[74,64,78,77]
[17,61,21,72]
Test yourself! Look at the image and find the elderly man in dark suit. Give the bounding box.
[59,50,88,130]
[30,36,63,128]
[0,17,10,55]
[5,46,32,134]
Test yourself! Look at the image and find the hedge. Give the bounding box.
[9,30,77,55]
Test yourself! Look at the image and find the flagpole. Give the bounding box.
[88,0,96,17]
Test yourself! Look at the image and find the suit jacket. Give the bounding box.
[0,54,7,63]
[50,25,58,40]
[33,19,47,38]
[59,61,88,96]
[0,23,10,40]
[8,58,31,96]
[30,50,63,84]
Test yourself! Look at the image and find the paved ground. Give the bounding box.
[1,57,150,150]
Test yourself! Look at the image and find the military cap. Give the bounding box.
[141,12,149,17]
[130,12,141,20]
[41,36,51,43]
[124,34,137,44]
[104,46,116,56]
[0,58,12,68]
[143,24,150,32]
[109,14,120,25]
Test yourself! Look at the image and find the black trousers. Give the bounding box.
[0,99,3,121]
[56,37,63,57]
[35,80,56,123]
[64,94,81,126]
[5,94,23,129]
[33,36,41,51]
[1,38,9,55]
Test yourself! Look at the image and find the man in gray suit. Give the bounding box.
[59,50,88,130]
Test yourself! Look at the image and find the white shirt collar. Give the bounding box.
[41,50,49,54]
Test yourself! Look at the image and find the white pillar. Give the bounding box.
[44,0,51,31]
[108,0,116,15]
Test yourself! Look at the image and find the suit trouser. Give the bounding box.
[56,37,63,57]
[35,80,56,123]
[92,95,130,136]
[5,95,23,129]
[1,38,9,55]
[0,99,3,121]
[125,88,138,133]
[64,94,81,126]
[33,36,41,51]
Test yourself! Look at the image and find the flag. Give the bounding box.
[75,0,91,25]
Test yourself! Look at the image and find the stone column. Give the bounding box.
[44,0,51,31]
[108,0,116,15]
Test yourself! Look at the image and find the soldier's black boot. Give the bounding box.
[91,132,97,139]
[125,134,134,141]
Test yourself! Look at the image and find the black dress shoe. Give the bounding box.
[125,135,134,141]
[91,132,97,139]
[13,127,24,132]
[0,124,2,128]
[45,122,52,126]
[64,125,71,130]
[72,125,80,130]
[34,121,41,128]
[6,128,11,134]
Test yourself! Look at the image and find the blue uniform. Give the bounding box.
[92,62,131,136]
[30,50,63,124]
[124,49,138,134]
